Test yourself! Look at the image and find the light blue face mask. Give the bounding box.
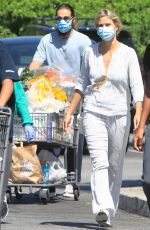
[97,26,116,41]
[56,20,72,33]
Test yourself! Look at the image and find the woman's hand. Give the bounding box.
[63,90,83,133]
[63,114,72,133]
[133,127,144,151]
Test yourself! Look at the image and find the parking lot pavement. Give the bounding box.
[1,187,97,230]
[1,185,150,230]
[118,135,150,217]
[1,134,150,229]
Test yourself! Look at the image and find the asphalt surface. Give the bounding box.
[1,186,150,230]
[1,134,150,229]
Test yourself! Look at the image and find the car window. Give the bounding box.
[7,43,39,67]
[78,29,99,43]
[20,26,52,36]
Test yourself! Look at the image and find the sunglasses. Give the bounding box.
[56,16,73,22]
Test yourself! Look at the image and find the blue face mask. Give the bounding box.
[56,20,72,33]
[97,26,116,41]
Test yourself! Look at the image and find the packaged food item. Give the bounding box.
[41,161,50,184]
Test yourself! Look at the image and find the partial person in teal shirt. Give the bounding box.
[5,81,35,220]
[14,81,35,141]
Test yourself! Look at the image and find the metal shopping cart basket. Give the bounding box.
[0,107,12,219]
[9,107,81,204]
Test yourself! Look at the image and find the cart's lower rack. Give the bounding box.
[8,180,67,188]
[7,181,80,204]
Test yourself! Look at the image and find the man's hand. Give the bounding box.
[29,60,42,71]
[133,127,144,151]
[133,113,141,131]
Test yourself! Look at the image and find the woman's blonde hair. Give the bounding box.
[95,9,122,35]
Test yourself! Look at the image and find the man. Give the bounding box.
[29,3,91,197]
[0,41,19,220]
[133,44,150,209]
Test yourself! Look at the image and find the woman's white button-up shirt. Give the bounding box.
[76,43,144,116]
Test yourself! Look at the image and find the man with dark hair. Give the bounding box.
[0,41,19,220]
[29,3,91,197]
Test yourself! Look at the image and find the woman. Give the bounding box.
[64,9,144,227]
[133,44,150,209]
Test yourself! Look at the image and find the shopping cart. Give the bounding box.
[9,107,81,204]
[0,107,12,220]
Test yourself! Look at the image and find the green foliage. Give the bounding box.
[0,26,16,37]
[0,0,150,56]
[19,67,34,90]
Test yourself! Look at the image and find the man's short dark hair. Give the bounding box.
[56,3,75,17]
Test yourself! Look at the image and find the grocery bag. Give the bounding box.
[10,143,43,184]
[38,149,67,184]
[48,161,67,183]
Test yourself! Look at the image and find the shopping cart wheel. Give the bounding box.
[73,185,80,201]
[39,188,50,204]
[6,187,12,204]
[15,186,23,200]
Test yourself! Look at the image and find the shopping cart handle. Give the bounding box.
[0,107,12,115]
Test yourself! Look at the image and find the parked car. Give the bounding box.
[0,36,42,69]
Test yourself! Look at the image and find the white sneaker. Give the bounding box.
[63,184,74,198]
[0,194,9,221]
[96,209,111,227]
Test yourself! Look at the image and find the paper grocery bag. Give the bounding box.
[10,144,43,184]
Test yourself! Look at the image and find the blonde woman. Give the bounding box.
[64,9,144,227]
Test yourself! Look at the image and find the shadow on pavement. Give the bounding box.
[40,221,101,229]
[11,193,65,205]
[122,179,143,187]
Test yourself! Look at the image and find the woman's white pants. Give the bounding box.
[83,111,130,217]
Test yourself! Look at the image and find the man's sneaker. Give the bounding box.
[0,194,9,221]
[96,209,111,227]
[63,184,74,198]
